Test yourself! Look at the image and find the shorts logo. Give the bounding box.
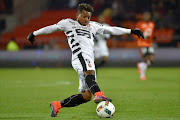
[88,63,92,68]
[86,59,92,68]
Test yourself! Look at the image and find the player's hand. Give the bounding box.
[27,32,35,45]
[131,29,144,39]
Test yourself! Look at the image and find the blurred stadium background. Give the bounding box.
[0,1,180,119]
[0,0,180,67]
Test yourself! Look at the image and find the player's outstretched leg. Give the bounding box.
[50,93,89,117]
[85,74,112,103]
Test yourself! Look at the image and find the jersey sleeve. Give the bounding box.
[91,22,104,35]
[91,21,131,36]
[56,19,68,31]
[33,19,68,36]
[103,26,131,35]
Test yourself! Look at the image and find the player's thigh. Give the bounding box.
[141,47,154,57]
[148,47,155,54]
[147,47,155,61]
[72,54,95,72]
[141,47,154,62]
[81,53,96,72]
[140,47,148,57]
[81,53,96,76]
[72,54,96,92]
[72,58,86,92]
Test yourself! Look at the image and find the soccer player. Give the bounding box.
[94,15,110,68]
[136,11,155,80]
[27,3,144,117]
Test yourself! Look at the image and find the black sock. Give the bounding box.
[85,75,100,95]
[60,94,87,107]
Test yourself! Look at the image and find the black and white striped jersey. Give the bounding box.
[33,18,131,60]
[56,18,104,60]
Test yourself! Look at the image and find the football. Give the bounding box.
[96,101,115,118]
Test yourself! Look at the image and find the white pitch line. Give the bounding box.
[35,81,71,87]
[4,81,71,88]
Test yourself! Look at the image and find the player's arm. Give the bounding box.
[27,19,66,45]
[27,24,59,45]
[103,26,144,39]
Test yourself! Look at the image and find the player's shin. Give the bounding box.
[60,94,87,107]
[85,75,112,103]
[85,75,100,95]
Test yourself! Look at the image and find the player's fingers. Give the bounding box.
[139,31,144,39]
[141,33,144,39]
[138,34,140,38]
[142,35,144,39]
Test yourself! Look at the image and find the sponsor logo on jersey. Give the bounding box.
[71,26,91,31]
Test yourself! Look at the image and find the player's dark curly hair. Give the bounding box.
[77,3,94,14]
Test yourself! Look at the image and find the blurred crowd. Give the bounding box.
[1,0,179,31]
[0,0,179,50]
[47,0,180,32]
[0,0,13,14]
[0,0,13,33]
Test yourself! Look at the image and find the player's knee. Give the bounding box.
[150,59,154,64]
[85,70,95,76]
[149,56,154,64]
[144,56,148,61]
[82,90,92,101]
[85,74,96,86]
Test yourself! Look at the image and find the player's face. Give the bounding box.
[77,9,92,26]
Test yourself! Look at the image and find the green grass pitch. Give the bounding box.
[0,68,180,120]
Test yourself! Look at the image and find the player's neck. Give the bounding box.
[77,20,88,26]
